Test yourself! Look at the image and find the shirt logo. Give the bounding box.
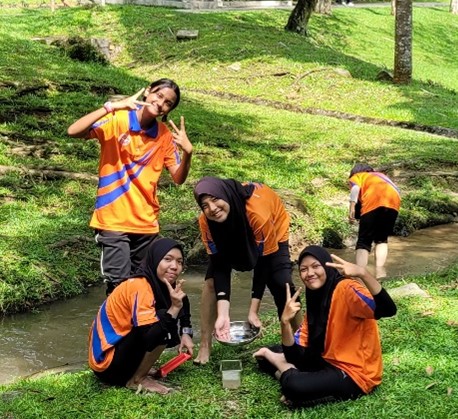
[118,133,131,147]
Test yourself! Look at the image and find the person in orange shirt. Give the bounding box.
[253,245,396,407]
[68,79,192,295]
[192,176,301,365]
[88,238,194,394]
[348,163,401,279]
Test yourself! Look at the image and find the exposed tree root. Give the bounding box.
[0,165,97,183]
[188,89,458,139]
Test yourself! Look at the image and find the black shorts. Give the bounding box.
[95,231,158,289]
[356,207,398,252]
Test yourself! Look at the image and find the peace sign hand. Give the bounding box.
[111,88,151,112]
[164,278,186,310]
[169,116,193,155]
[326,254,365,278]
[280,283,302,324]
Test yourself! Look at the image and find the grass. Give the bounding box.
[0,266,457,418]
[0,4,457,317]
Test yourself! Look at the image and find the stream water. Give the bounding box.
[1,223,457,385]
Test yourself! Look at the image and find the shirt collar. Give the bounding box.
[128,109,158,138]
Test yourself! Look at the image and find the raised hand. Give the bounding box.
[326,254,366,278]
[169,116,193,155]
[111,88,151,111]
[280,283,302,324]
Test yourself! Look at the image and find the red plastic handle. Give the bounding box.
[157,353,191,378]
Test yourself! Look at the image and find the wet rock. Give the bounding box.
[388,283,430,298]
[187,237,207,265]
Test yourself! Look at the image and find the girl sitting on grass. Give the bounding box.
[88,238,193,394]
[254,245,397,407]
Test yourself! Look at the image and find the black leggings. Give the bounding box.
[257,345,365,407]
[94,325,165,386]
[252,241,297,318]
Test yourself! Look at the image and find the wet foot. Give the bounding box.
[376,266,387,280]
[126,377,172,394]
[193,347,211,365]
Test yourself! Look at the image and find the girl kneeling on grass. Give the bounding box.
[88,238,193,394]
[254,245,397,407]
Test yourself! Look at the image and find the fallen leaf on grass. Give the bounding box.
[425,365,434,376]
[392,357,400,366]
[446,320,458,327]
[425,382,437,390]
[421,310,435,316]
[447,387,453,396]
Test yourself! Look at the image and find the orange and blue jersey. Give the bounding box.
[198,183,290,257]
[294,279,382,394]
[88,277,159,372]
[87,109,181,234]
[349,172,400,216]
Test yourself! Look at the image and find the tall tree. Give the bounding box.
[285,0,318,36]
[393,0,412,84]
[451,0,458,14]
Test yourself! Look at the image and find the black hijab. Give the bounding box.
[134,237,184,311]
[298,245,344,354]
[194,177,258,271]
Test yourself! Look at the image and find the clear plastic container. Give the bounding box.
[220,360,242,389]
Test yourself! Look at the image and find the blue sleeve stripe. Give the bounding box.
[352,287,376,311]
[293,329,300,345]
[90,321,106,363]
[99,301,123,346]
[132,293,138,327]
[373,173,401,195]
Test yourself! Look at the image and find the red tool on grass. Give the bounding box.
[156,352,191,378]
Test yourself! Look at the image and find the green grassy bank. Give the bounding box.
[1,266,457,418]
[0,4,457,314]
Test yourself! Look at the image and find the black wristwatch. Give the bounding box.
[181,327,193,338]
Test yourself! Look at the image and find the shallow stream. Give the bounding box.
[1,223,457,385]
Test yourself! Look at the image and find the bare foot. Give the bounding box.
[193,346,211,365]
[376,266,387,280]
[147,367,158,378]
[253,347,269,359]
[126,377,171,395]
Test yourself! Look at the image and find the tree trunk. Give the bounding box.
[451,0,458,14]
[391,0,396,16]
[285,0,318,36]
[393,0,412,84]
[50,0,55,12]
[315,0,332,15]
